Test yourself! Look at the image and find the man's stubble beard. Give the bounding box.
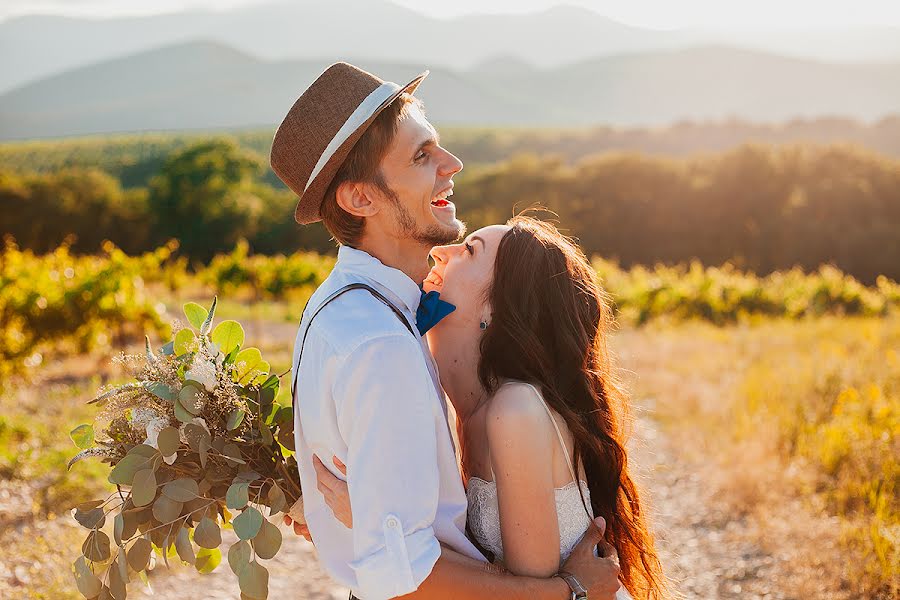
[379,176,465,247]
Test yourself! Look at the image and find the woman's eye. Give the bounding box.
[415,151,427,162]
[464,242,474,255]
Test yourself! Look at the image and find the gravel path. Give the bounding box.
[133,415,789,600]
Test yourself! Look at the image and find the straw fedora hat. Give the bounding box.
[270,62,429,225]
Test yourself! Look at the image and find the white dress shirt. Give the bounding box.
[291,245,485,600]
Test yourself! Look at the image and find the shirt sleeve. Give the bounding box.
[334,333,442,600]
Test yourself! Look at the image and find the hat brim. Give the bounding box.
[293,71,429,225]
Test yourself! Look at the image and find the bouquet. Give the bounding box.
[67,297,303,600]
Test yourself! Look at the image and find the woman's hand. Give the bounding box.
[282,455,352,540]
[314,454,353,528]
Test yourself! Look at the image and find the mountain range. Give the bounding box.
[2,0,900,95]
[1,40,898,140]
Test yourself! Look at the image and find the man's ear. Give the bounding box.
[335,181,379,218]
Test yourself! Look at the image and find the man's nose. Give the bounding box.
[438,148,463,176]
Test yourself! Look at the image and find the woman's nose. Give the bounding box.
[430,245,449,264]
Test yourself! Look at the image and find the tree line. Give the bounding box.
[1,137,898,282]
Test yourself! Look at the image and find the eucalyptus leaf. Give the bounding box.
[212,320,245,355]
[159,340,175,356]
[74,556,103,599]
[195,547,222,574]
[76,499,105,511]
[183,423,211,451]
[226,409,246,431]
[131,468,158,507]
[145,381,175,403]
[156,427,180,457]
[183,302,208,330]
[113,514,125,546]
[174,397,195,423]
[74,506,105,529]
[108,554,126,600]
[267,483,286,515]
[175,527,195,565]
[174,328,196,356]
[127,538,152,571]
[152,495,183,523]
[233,507,263,541]
[70,424,94,450]
[162,478,199,502]
[82,530,111,562]
[177,383,203,416]
[228,539,251,576]
[238,560,269,600]
[251,519,282,560]
[194,517,221,549]
[221,443,246,465]
[108,455,149,486]
[226,482,250,510]
[259,421,273,446]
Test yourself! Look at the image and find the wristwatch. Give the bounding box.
[555,570,588,599]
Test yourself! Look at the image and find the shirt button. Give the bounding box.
[386,517,399,529]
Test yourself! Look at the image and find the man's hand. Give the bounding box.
[560,516,621,600]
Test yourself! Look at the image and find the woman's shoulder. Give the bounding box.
[485,381,556,439]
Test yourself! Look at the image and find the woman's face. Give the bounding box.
[425,224,510,329]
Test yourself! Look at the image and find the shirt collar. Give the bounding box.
[335,245,423,313]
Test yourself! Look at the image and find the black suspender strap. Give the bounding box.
[290,283,415,410]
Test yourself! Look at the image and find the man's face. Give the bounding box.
[374,103,465,246]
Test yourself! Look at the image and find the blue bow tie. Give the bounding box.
[416,288,456,335]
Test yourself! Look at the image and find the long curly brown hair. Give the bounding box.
[478,215,668,599]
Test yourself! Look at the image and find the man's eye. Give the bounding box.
[465,242,474,255]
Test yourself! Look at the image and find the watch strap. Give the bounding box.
[556,570,588,599]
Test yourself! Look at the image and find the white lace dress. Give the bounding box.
[466,382,632,599]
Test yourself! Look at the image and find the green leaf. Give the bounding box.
[159,340,175,356]
[174,328,196,356]
[127,538,153,571]
[200,296,218,337]
[194,517,221,549]
[238,560,268,599]
[222,443,246,465]
[152,495,183,523]
[73,556,103,598]
[233,506,263,541]
[183,423,211,451]
[74,506,105,529]
[183,302,208,330]
[178,383,203,416]
[162,478,199,502]
[226,409,246,431]
[228,540,252,577]
[233,348,264,383]
[70,424,94,450]
[157,426,180,457]
[82,530,111,562]
[212,320,245,355]
[251,519,282,560]
[175,527,195,565]
[146,381,175,403]
[195,547,222,574]
[131,468,157,507]
[226,482,250,510]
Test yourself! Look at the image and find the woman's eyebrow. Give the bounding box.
[470,236,485,248]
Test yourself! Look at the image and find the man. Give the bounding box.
[270,62,621,600]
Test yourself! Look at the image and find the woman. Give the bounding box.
[300,216,666,599]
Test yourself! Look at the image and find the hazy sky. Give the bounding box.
[2,0,899,30]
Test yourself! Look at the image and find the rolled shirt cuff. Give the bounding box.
[350,514,441,600]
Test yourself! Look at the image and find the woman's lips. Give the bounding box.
[424,267,444,291]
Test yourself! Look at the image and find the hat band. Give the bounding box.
[304,81,402,192]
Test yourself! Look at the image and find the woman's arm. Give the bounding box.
[485,383,565,578]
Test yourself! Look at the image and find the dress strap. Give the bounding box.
[502,381,580,485]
